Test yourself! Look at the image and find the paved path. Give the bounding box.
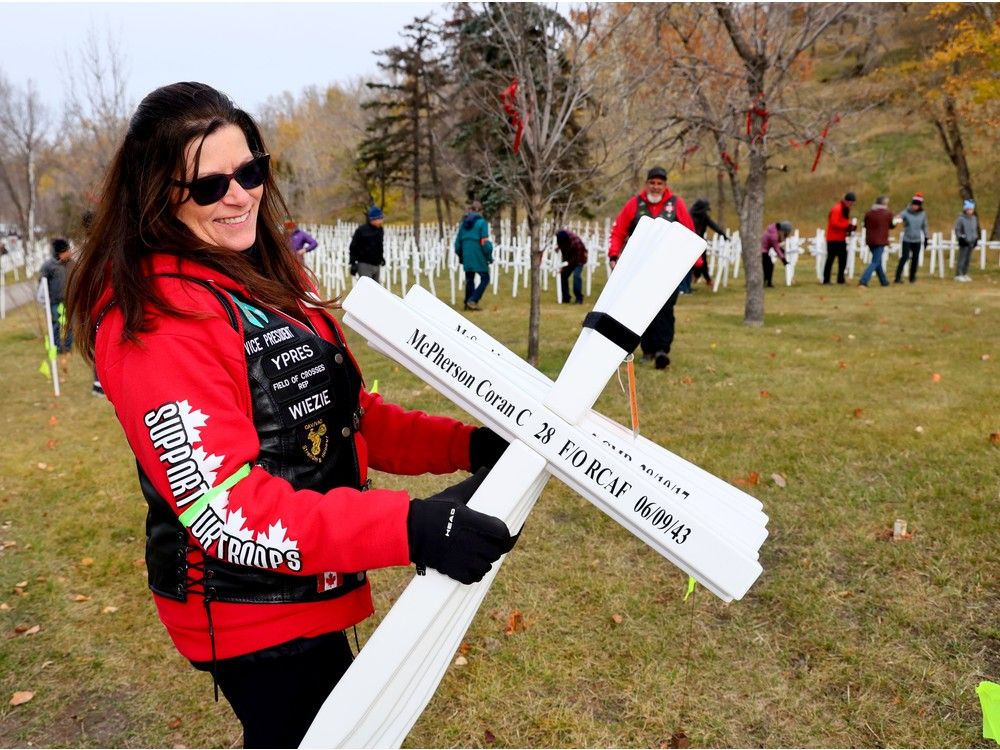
[1,280,36,317]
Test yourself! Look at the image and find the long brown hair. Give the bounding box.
[68,81,329,362]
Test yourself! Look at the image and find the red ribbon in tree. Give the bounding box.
[745,93,770,145]
[500,78,524,155]
[720,150,739,172]
[680,143,700,172]
[810,113,841,173]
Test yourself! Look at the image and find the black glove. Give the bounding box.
[469,426,509,472]
[408,469,517,584]
[350,261,358,276]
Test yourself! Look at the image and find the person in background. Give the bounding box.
[607,166,695,370]
[66,82,514,748]
[953,199,980,282]
[823,191,857,284]
[39,238,75,371]
[284,219,318,257]
[349,206,385,282]
[858,195,894,288]
[555,228,588,304]
[689,198,728,289]
[894,193,928,284]
[760,221,792,288]
[454,200,493,311]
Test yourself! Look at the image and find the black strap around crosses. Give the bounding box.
[582,311,641,354]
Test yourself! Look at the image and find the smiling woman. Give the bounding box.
[63,81,515,748]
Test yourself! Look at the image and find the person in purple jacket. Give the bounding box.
[284,219,318,256]
[760,221,791,288]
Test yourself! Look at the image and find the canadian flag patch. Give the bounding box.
[318,571,339,592]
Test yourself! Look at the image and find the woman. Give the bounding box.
[68,82,513,748]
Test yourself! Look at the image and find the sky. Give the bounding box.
[1,1,445,116]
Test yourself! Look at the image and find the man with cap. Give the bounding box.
[607,166,695,370]
[350,206,386,282]
[760,221,792,288]
[38,238,75,363]
[823,191,857,284]
[953,199,980,282]
[894,193,928,284]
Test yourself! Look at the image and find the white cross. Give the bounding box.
[300,217,769,748]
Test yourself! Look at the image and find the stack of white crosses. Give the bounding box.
[300,216,769,748]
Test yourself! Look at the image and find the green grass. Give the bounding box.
[1,267,998,748]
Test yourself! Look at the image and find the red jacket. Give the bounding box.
[607,189,695,261]
[95,254,474,661]
[826,200,855,242]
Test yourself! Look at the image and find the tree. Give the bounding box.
[450,3,646,364]
[357,16,452,245]
[607,3,849,327]
[0,72,50,243]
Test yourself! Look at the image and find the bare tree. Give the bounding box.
[0,72,50,242]
[614,4,849,327]
[59,25,130,204]
[453,3,664,364]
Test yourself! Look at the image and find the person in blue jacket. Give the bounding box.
[454,200,493,311]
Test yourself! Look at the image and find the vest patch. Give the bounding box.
[302,418,329,463]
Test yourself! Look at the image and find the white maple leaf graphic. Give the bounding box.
[257,520,300,552]
[176,400,209,444]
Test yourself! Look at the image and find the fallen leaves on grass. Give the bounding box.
[759,390,770,398]
[9,691,33,706]
[167,717,182,730]
[853,408,864,418]
[453,655,468,666]
[0,603,10,611]
[732,471,760,487]
[664,731,690,748]
[838,360,849,369]
[11,624,40,637]
[771,473,787,488]
[982,354,992,361]
[71,594,91,603]
[990,433,1000,447]
[101,606,118,614]
[680,376,694,385]
[80,557,94,566]
[484,729,497,744]
[504,609,527,635]
[876,526,916,542]
[46,439,57,450]
[931,372,941,382]
[611,613,624,625]
[915,425,925,434]
[48,416,58,427]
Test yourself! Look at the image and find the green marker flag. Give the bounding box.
[370,379,379,394]
[39,360,51,379]
[684,575,697,602]
[46,341,57,360]
[57,302,67,327]
[979,681,1000,742]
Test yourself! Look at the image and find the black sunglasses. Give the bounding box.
[174,154,270,206]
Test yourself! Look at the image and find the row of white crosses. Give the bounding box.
[300,216,769,748]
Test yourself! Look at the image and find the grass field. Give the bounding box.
[1,264,998,748]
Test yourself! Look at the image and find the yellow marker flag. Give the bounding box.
[684,576,697,602]
[57,301,67,327]
[979,681,1000,742]
[39,360,51,380]
[370,379,380,395]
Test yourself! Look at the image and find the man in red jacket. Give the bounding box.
[607,166,695,369]
[823,191,857,284]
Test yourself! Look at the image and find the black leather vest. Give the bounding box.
[142,278,368,604]
[627,194,678,238]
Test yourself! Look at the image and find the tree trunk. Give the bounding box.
[741,137,767,327]
[425,125,446,239]
[933,94,975,203]
[411,83,422,252]
[716,170,726,230]
[526,181,544,366]
[26,148,36,245]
